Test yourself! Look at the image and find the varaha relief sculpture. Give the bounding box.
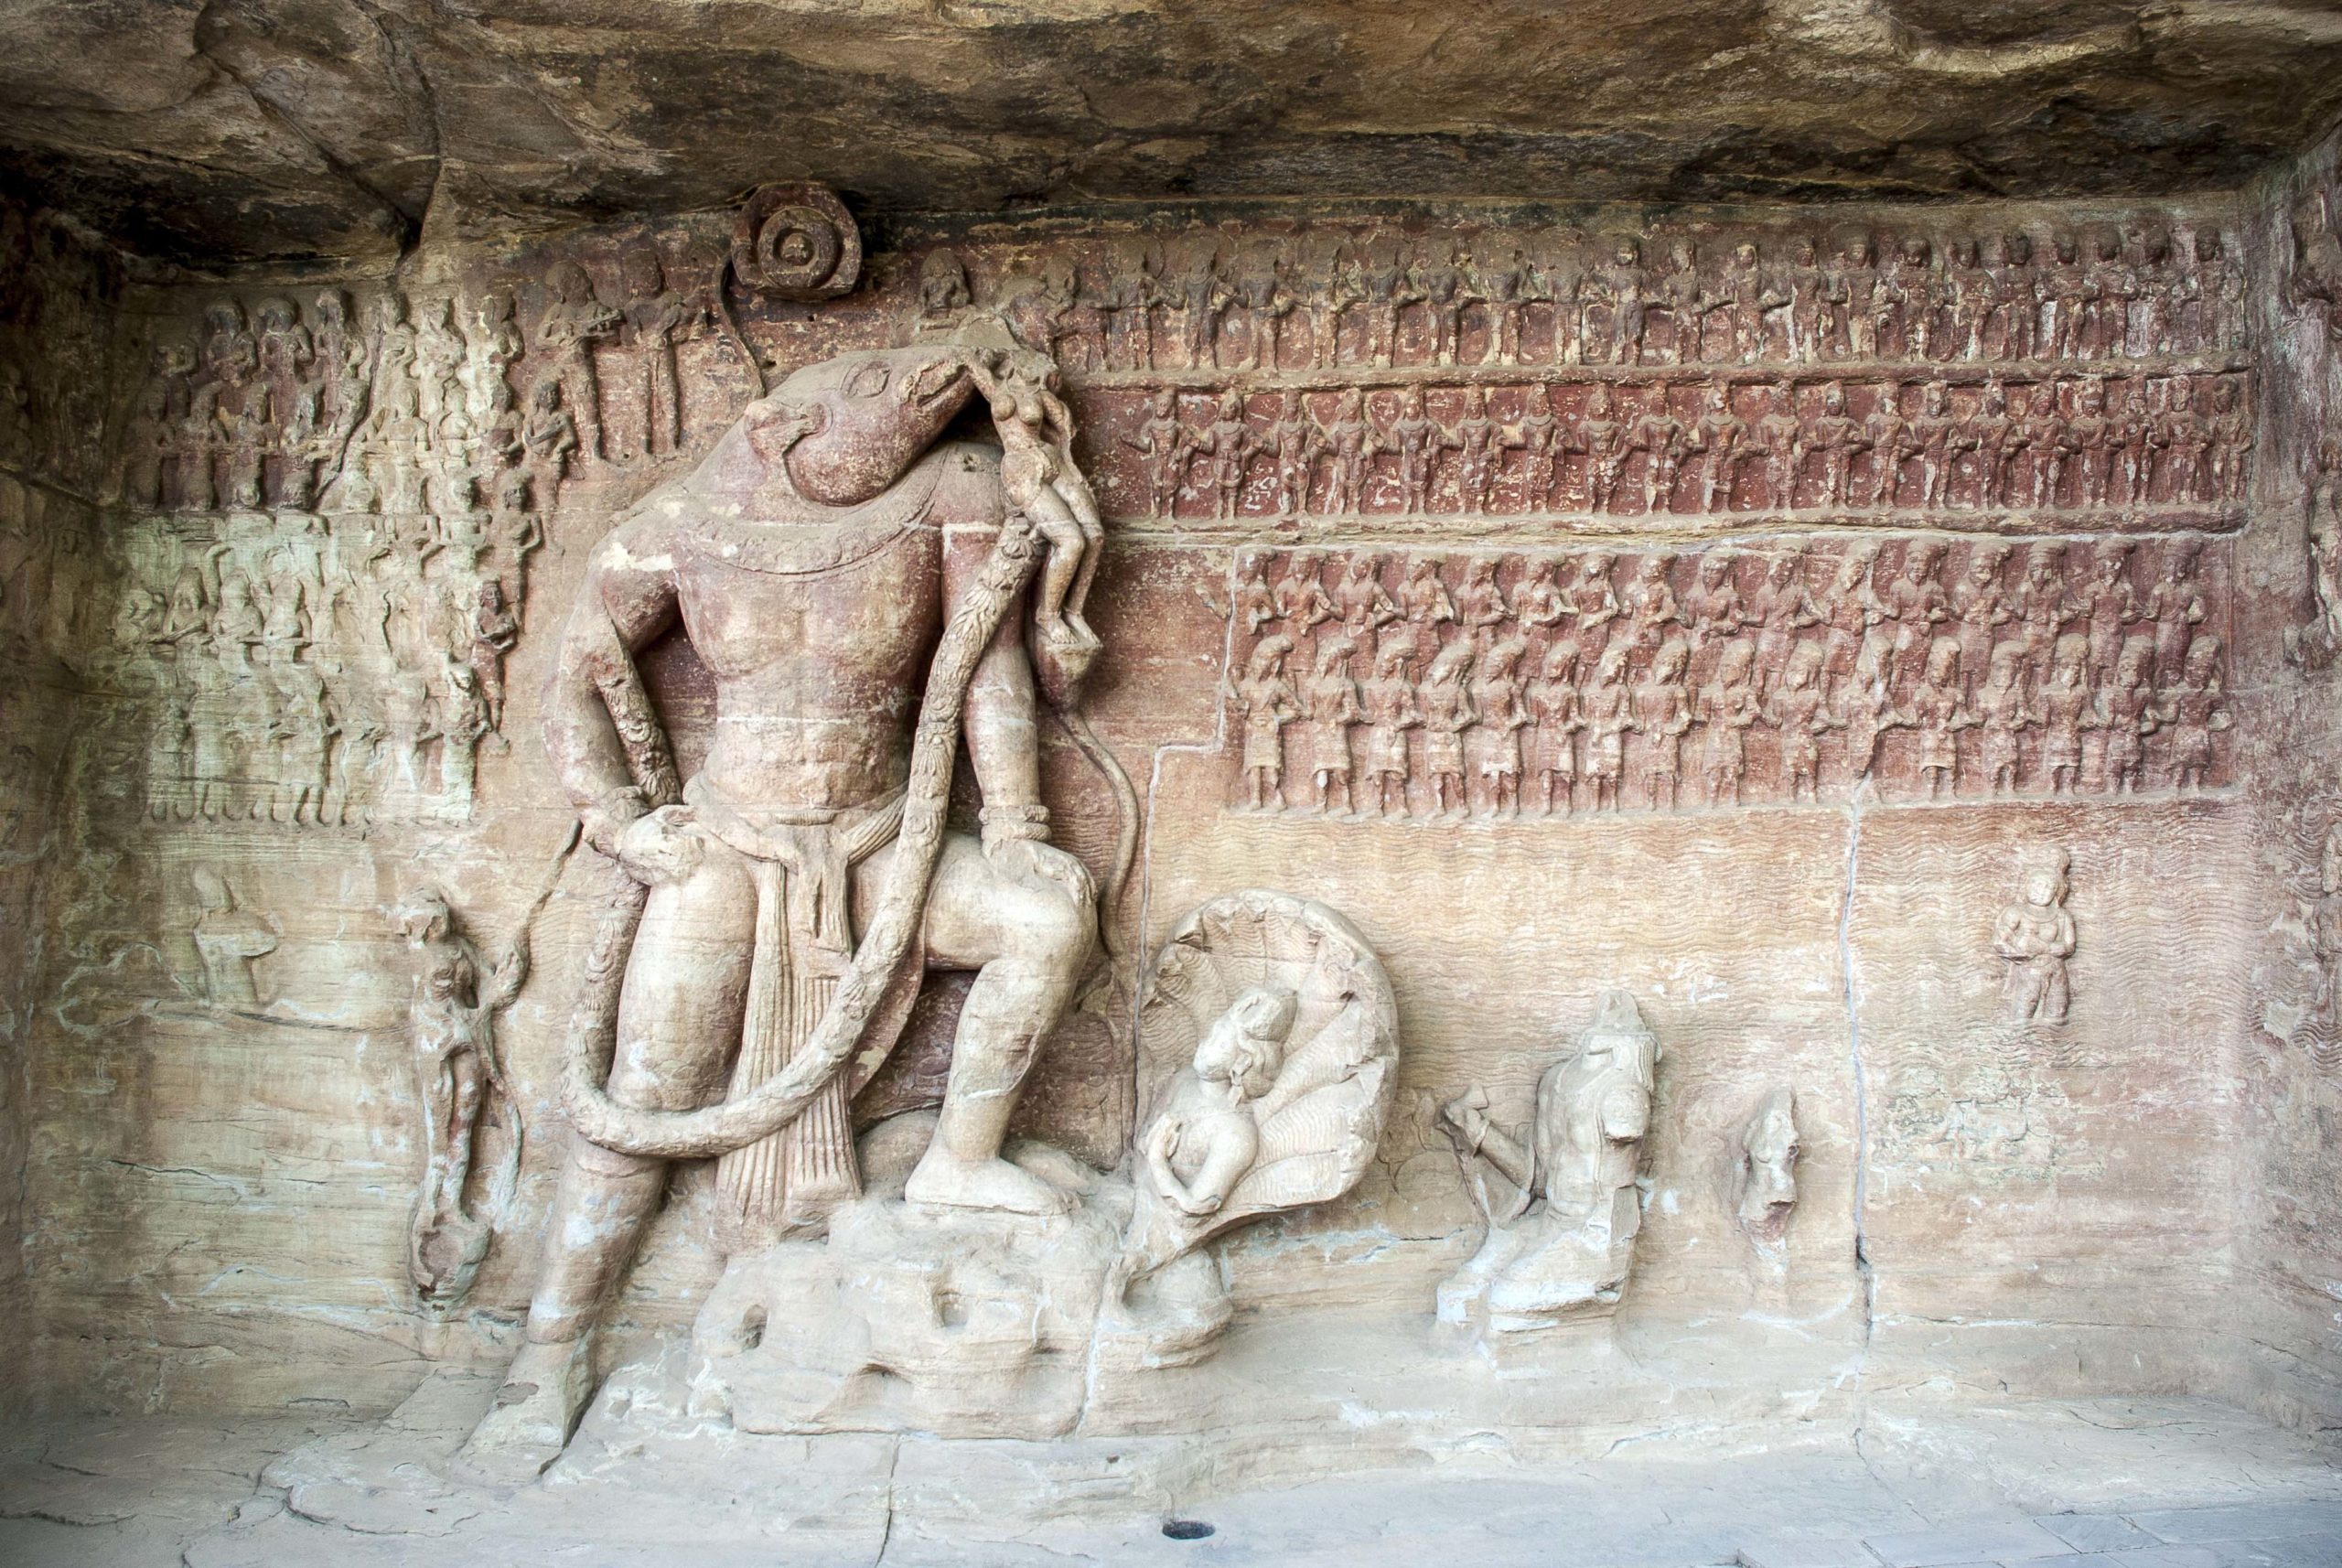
[1111,891,1402,1360]
[461,297,1158,1468]
[1437,990,1659,1335]
[1996,849,2079,1026]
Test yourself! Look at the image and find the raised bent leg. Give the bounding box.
[879,832,1095,1216]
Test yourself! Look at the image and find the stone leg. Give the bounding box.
[459,848,756,1477]
[886,831,1096,1217]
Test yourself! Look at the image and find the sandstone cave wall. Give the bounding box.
[10,188,2304,1428]
[0,198,120,1419]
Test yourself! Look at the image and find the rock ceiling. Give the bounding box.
[5,0,2342,268]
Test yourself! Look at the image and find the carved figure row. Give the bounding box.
[121,257,719,520]
[1225,537,2229,815]
[1105,371,2248,520]
[111,510,539,827]
[919,219,2246,379]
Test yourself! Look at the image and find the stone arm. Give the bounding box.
[1440,1094,1534,1191]
[543,518,685,857]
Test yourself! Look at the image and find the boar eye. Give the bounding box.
[843,361,891,400]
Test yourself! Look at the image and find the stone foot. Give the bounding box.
[904,1149,1076,1217]
[451,1338,593,1486]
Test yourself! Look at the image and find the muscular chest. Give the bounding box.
[672,521,944,687]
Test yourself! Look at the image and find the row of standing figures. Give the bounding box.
[1118,372,2250,520]
[1224,537,2226,817]
[119,258,719,519]
[964,221,2248,378]
[1230,625,2229,819]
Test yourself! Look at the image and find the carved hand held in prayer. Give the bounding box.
[1439,1092,1490,1151]
[615,804,705,887]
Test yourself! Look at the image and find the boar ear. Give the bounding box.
[744,397,824,462]
[903,358,967,405]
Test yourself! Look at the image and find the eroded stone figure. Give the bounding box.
[1995,850,2077,1026]
[189,864,277,1007]
[1438,990,1659,1331]
[463,337,1107,1474]
[1734,1085,1799,1259]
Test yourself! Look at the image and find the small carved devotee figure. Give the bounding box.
[1138,987,1296,1223]
[1993,231,2039,361]
[1469,637,1531,819]
[1198,388,1258,519]
[536,260,620,460]
[1232,549,1275,637]
[1692,377,1745,512]
[393,886,532,1310]
[2097,636,2159,795]
[965,351,1107,671]
[1301,636,1364,815]
[1882,538,1950,688]
[1419,638,1477,818]
[1228,633,1300,811]
[2011,539,2075,682]
[1437,990,1660,1328]
[1573,382,1631,513]
[1456,554,1510,648]
[1334,551,1399,640]
[2078,539,2139,683]
[2143,535,2207,684]
[1950,542,2013,684]
[1361,637,1423,819]
[1123,389,1195,516]
[1318,385,1380,513]
[2162,375,2212,505]
[1837,644,1908,787]
[2159,634,2229,793]
[622,247,701,457]
[1632,637,1693,811]
[1511,385,1561,510]
[1580,644,1635,812]
[1735,1086,1799,1258]
[1401,555,1456,650]
[1767,641,1838,802]
[2039,632,2096,795]
[1389,385,1455,513]
[190,864,277,1007]
[1454,385,1504,514]
[1907,637,1973,800]
[1748,551,1818,697]
[1989,382,2034,505]
[1263,388,1322,516]
[1621,552,1680,666]
[1975,641,2032,796]
[1754,379,1801,511]
[1565,549,1621,665]
[1802,381,1867,507]
[1632,383,1691,512]
[521,379,578,505]
[1697,638,1762,807]
[1682,550,1746,668]
[1908,379,1960,508]
[1528,639,1582,816]
[1273,548,1338,636]
[469,579,521,736]
[1859,377,1907,508]
[1513,555,1565,636]
[2208,376,2248,500]
[1995,850,2078,1026]
[272,660,338,827]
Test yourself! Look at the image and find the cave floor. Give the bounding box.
[2,1386,2337,1567]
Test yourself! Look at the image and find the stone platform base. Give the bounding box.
[12,1381,2339,1567]
[686,1114,1240,1440]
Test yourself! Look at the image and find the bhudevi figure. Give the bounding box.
[462,338,1109,1475]
[1438,990,1660,1330]
[1995,850,2077,1026]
